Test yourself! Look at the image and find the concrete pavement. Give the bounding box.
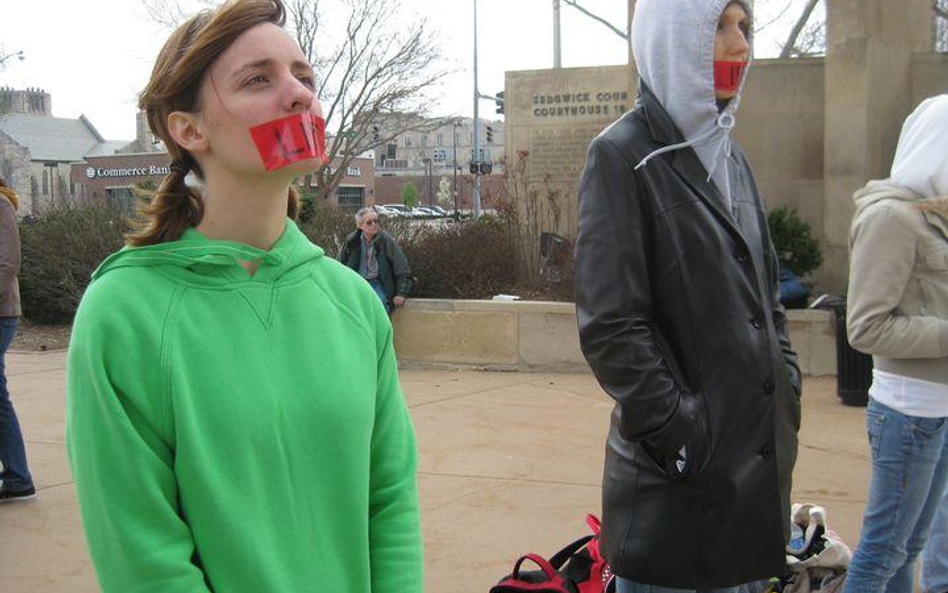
[1,351,871,593]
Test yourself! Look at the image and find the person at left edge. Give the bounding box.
[65,1,423,591]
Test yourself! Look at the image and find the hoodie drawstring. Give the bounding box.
[634,111,736,176]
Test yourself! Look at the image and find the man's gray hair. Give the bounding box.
[355,206,375,225]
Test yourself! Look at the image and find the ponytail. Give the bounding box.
[126,158,204,246]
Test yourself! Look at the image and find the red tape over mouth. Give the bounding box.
[250,112,329,171]
[714,60,748,92]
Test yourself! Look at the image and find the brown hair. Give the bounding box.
[0,178,18,210]
[128,0,300,246]
[919,197,948,217]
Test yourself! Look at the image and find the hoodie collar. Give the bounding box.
[92,218,323,285]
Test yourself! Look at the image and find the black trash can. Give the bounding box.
[828,302,872,407]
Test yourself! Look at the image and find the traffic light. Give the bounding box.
[479,161,493,175]
[486,125,494,144]
[495,91,505,115]
[469,161,479,175]
[372,125,380,142]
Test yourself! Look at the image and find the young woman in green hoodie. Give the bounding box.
[66,1,422,591]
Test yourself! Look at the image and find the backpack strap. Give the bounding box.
[513,554,561,579]
[585,514,601,535]
[548,535,595,569]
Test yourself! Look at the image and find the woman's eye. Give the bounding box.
[244,74,268,87]
[298,76,316,89]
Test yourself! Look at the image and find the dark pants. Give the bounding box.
[0,317,33,491]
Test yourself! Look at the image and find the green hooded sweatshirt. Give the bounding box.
[66,219,422,593]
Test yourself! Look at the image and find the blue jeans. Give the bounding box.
[368,278,390,312]
[921,484,948,593]
[615,577,745,593]
[0,316,33,491]
[842,398,948,593]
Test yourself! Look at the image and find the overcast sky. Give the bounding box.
[0,0,816,141]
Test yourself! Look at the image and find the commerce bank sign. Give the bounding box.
[85,165,170,180]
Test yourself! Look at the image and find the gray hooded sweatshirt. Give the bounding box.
[631,0,753,212]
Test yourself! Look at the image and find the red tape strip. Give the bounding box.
[714,60,747,92]
[250,112,329,171]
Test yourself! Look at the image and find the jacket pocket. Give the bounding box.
[639,390,712,481]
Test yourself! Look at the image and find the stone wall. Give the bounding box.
[393,299,836,377]
[0,131,31,215]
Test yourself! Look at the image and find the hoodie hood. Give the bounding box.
[853,179,925,212]
[93,218,323,286]
[632,0,753,207]
[890,95,948,200]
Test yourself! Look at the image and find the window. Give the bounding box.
[404,136,412,147]
[346,165,361,176]
[437,134,444,147]
[106,187,135,212]
[386,143,397,160]
[336,186,364,212]
[42,170,48,194]
[433,149,447,163]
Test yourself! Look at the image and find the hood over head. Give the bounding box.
[890,95,948,200]
[632,0,753,206]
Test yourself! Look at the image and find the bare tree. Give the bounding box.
[141,0,452,203]
[288,0,452,202]
[936,0,948,52]
[779,0,823,58]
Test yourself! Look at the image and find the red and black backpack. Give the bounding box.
[490,515,615,593]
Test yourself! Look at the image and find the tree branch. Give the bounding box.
[561,0,628,40]
[779,0,822,58]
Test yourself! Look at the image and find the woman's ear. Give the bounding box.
[167,111,210,154]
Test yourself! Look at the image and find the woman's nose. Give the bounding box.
[729,28,750,58]
[284,77,315,113]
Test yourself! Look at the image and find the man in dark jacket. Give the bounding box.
[575,1,801,591]
[338,207,412,313]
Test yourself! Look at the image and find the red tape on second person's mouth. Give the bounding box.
[250,113,329,171]
[714,61,747,92]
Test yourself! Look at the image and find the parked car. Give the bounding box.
[410,206,439,218]
[379,203,413,217]
[427,205,449,217]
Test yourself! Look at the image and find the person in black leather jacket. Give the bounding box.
[574,1,801,590]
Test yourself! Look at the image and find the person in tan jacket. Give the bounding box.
[0,178,35,502]
[843,95,948,593]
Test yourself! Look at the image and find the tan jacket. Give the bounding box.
[847,180,948,384]
[0,196,21,318]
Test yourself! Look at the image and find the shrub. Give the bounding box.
[403,216,518,299]
[400,183,418,209]
[296,203,354,258]
[767,206,823,277]
[18,202,127,324]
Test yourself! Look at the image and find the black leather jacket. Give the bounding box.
[575,86,801,589]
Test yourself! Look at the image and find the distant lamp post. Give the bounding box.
[453,120,461,215]
[421,157,433,206]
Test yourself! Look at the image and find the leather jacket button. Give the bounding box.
[763,378,775,394]
[734,250,748,263]
[751,318,762,329]
[759,443,774,458]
